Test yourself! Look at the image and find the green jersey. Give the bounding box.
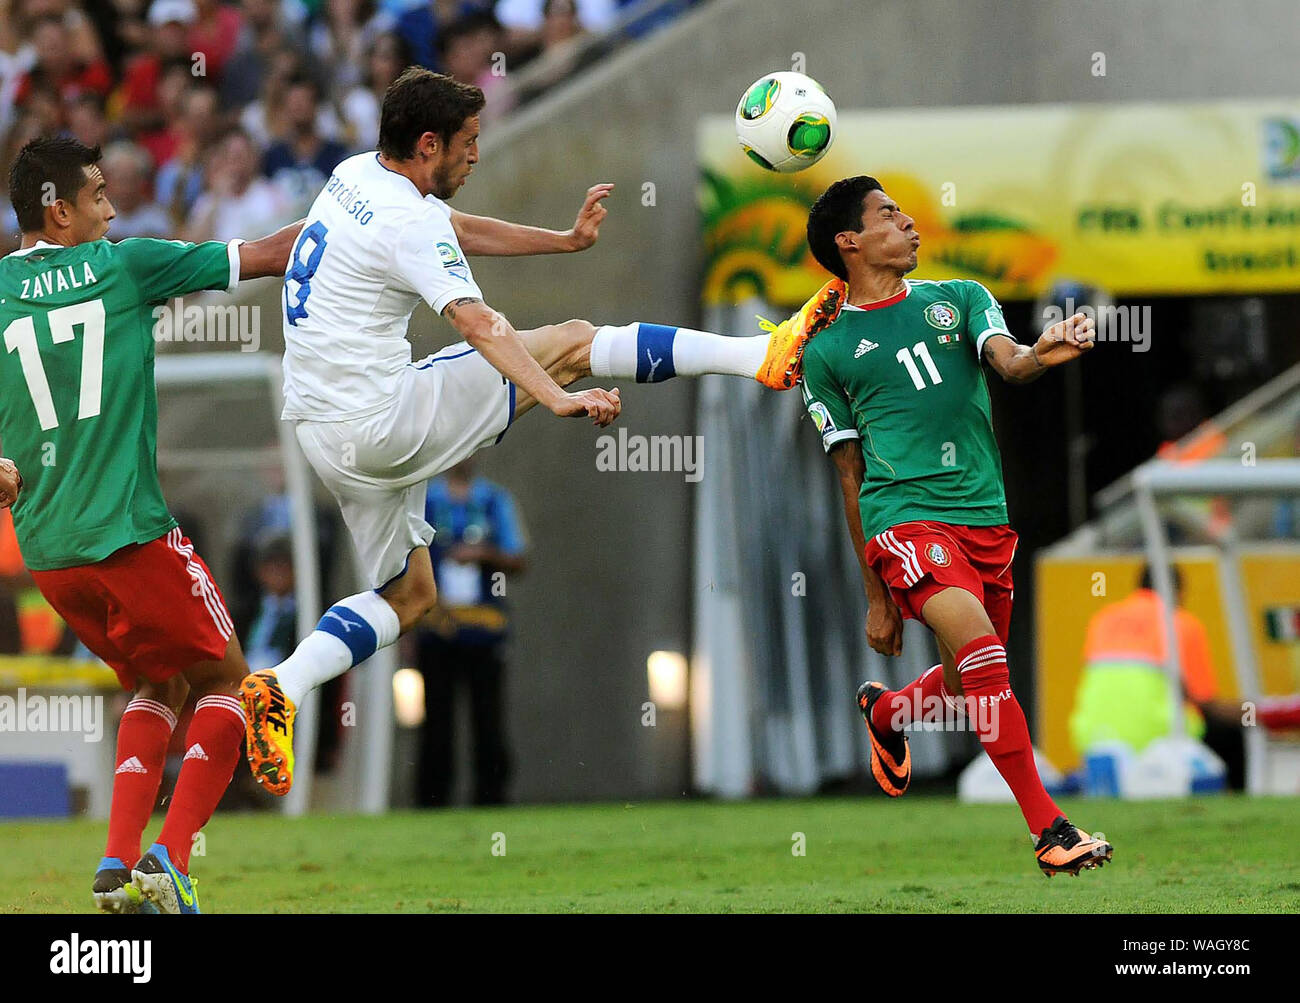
[800,278,1013,539]
[0,238,237,570]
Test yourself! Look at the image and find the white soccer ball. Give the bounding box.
[734,71,837,173]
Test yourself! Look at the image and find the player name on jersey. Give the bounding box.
[17,261,98,299]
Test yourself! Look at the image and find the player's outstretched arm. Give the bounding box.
[829,441,903,656]
[236,219,307,280]
[443,297,621,426]
[984,312,1096,384]
[449,184,612,256]
[0,458,22,510]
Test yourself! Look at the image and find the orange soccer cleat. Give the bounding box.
[1034,816,1114,877]
[754,278,846,390]
[856,681,912,797]
[241,670,296,796]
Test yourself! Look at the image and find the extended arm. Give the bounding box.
[237,219,306,280]
[983,311,1096,384]
[829,440,902,656]
[449,184,612,256]
[442,297,620,426]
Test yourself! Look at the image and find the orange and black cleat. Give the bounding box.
[1034,816,1113,877]
[856,681,911,797]
[240,670,296,796]
[755,278,846,390]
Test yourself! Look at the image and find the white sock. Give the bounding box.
[590,322,768,381]
[273,590,401,706]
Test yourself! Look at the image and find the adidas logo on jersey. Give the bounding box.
[115,756,147,775]
[854,339,879,358]
[183,744,209,762]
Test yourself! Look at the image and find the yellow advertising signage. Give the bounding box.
[699,100,1300,306]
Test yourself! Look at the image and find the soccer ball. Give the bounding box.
[734,71,837,173]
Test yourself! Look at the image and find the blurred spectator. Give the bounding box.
[101,139,171,236]
[309,0,376,99]
[15,13,113,106]
[438,11,513,121]
[0,1,38,138]
[62,90,108,147]
[219,0,304,110]
[154,82,222,221]
[240,47,341,147]
[262,73,348,209]
[340,30,409,151]
[413,458,526,807]
[133,59,193,165]
[113,0,195,142]
[1069,564,1245,788]
[243,531,298,670]
[188,0,243,81]
[495,0,618,34]
[184,125,290,242]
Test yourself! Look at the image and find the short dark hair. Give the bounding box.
[378,67,485,159]
[805,175,884,280]
[8,135,102,233]
[1139,562,1183,597]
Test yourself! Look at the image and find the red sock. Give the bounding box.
[105,699,176,868]
[955,636,1061,836]
[157,694,244,873]
[872,664,964,731]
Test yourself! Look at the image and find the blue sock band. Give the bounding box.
[635,323,678,383]
[316,603,379,668]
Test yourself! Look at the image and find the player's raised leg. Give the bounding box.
[917,586,1112,876]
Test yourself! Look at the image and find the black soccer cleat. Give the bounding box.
[1034,816,1114,877]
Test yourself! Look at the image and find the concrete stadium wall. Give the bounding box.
[202,0,1299,803]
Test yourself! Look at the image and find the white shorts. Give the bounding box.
[294,343,516,588]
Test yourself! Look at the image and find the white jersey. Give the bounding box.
[280,151,483,421]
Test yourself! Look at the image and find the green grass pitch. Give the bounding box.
[4,795,1297,913]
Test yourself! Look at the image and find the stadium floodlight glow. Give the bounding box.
[392,668,426,728]
[647,651,689,710]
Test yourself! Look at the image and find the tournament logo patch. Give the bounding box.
[923,301,960,330]
[925,542,951,567]
[807,401,836,435]
[436,240,470,280]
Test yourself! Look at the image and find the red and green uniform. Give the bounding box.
[0,237,240,685]
[800,278,1019,635]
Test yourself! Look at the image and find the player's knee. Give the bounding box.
[139,674,190,715]
[560,319,596,373]
[392,577,437,632]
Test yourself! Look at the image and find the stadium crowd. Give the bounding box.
[0,0,699,252]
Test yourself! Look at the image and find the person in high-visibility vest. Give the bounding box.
[1069,565,1244,788]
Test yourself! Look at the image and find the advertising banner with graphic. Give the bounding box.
[699,100,1300,307]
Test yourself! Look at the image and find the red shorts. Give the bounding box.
[864,521,1018,643]
[30,527,233,689]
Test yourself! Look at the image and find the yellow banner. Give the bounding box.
[699,100,1300,306]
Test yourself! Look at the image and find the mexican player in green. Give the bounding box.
[796,175,1112,876]
[0,136,299,912]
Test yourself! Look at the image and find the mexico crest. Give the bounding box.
[925,542,951,567]
[924,302,960,330]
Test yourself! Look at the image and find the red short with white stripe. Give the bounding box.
[865,521,1018,643]
[30,528,233,689]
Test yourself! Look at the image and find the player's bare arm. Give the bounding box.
[983,311,1096,384]
[443,297,621,426]
[829,439,903,656]
[0,457,21,510]
[449,184,613,255]
[236,219,307,280]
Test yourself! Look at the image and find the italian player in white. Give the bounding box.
[241,68,822,793]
